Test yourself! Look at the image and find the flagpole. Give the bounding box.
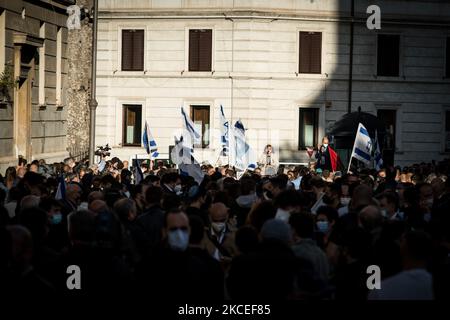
[347,124,359,174]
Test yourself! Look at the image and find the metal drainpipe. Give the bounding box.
[348,0,354,115]
[89,0,99,166]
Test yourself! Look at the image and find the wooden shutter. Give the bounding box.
[198,30,212,71]
[189,30,199,71]
[122,30,134,71]
[189,29,212,71]
[299,32,321,74]
[310,32,322,74]
[377,35,400,76]
[133,30,144,71]
[122,29,144,71]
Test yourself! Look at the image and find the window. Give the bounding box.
[377,34,400,77]
[189,29,212,71]
[299,32,322,74]
[122,105,142,146]
[446,37,450,78]
[190,105,210,148]
[445,110,450,151]
[121,29,144,71]
[377,109,397,166]
[298,108,318,149]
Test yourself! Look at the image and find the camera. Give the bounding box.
[94,144,111,158]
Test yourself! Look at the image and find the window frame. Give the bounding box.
[117,26,146,74]
[184,26,215,74]
[298,31,323,74]
[375,32,403,78]
[190,104,211,149]
[298,107,319,150]
[122,104,143,147]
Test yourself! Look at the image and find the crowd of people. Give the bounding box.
[1,152,450,300]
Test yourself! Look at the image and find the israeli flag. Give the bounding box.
[171,135,205,184]
[230,120,257,171]
[181,107,201,148]
[350,123,372,165]
[220,105,229,156]
[374,130,384,171]
[143,121,159,158]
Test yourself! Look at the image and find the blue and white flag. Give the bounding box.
[373,130,383,171]
[230,120,257,171]
[143,121,159,158]
[171,135,205,184]
[55,175,66,200]
[350,123,372,165]
[219,105,229,156]
[181,107,201,148]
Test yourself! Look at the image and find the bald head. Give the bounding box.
[89,200,108,214]
[88,191,104,204]
[351,184,373,209]
[20,195,40,210]
[7,225,33,270]
[359,205,382,231]
[209,202,229,223]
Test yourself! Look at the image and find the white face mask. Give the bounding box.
[323,144,328,148]
[77,202,88,211]
[275,208,291,223]
[124,191,131,198]
[341,197,351,206]
[381,209,388,218]
[167,229,189,251]
[211,222,226,234]
[174,184,183,195]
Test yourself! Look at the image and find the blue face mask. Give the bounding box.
[316,221,329,233]
[51,213,63,225]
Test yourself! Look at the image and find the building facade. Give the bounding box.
[96,0,450,168]
[0,0,72,173]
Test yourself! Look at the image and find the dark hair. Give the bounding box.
[269,176,286,190]
[376,192,399,211]
[289,212,314,239]
[248,201,277,232]
[273,189,302,209]
[161,172,179,185]
[39,197,62,212]
[18,207,48,245]
[145,186,163,205]
[164,208,187,228]
[240,177,256,195]
[316,205,339,222]
[235,225,259,254]
[161,193,181,212]
[188,214,204,245]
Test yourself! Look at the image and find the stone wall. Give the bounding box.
[66,0,94,160]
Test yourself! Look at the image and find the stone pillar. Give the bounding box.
[66,0,94,160]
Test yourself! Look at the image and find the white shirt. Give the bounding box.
[368,269,434,300]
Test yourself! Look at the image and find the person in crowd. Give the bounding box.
[203,202,237,263]
[1,154,449,301]
[289,212,330,285]
[369,230,434,300]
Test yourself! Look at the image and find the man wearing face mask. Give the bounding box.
[39,198,69,251]
[203,202,238,262]
[160,172,182,195]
